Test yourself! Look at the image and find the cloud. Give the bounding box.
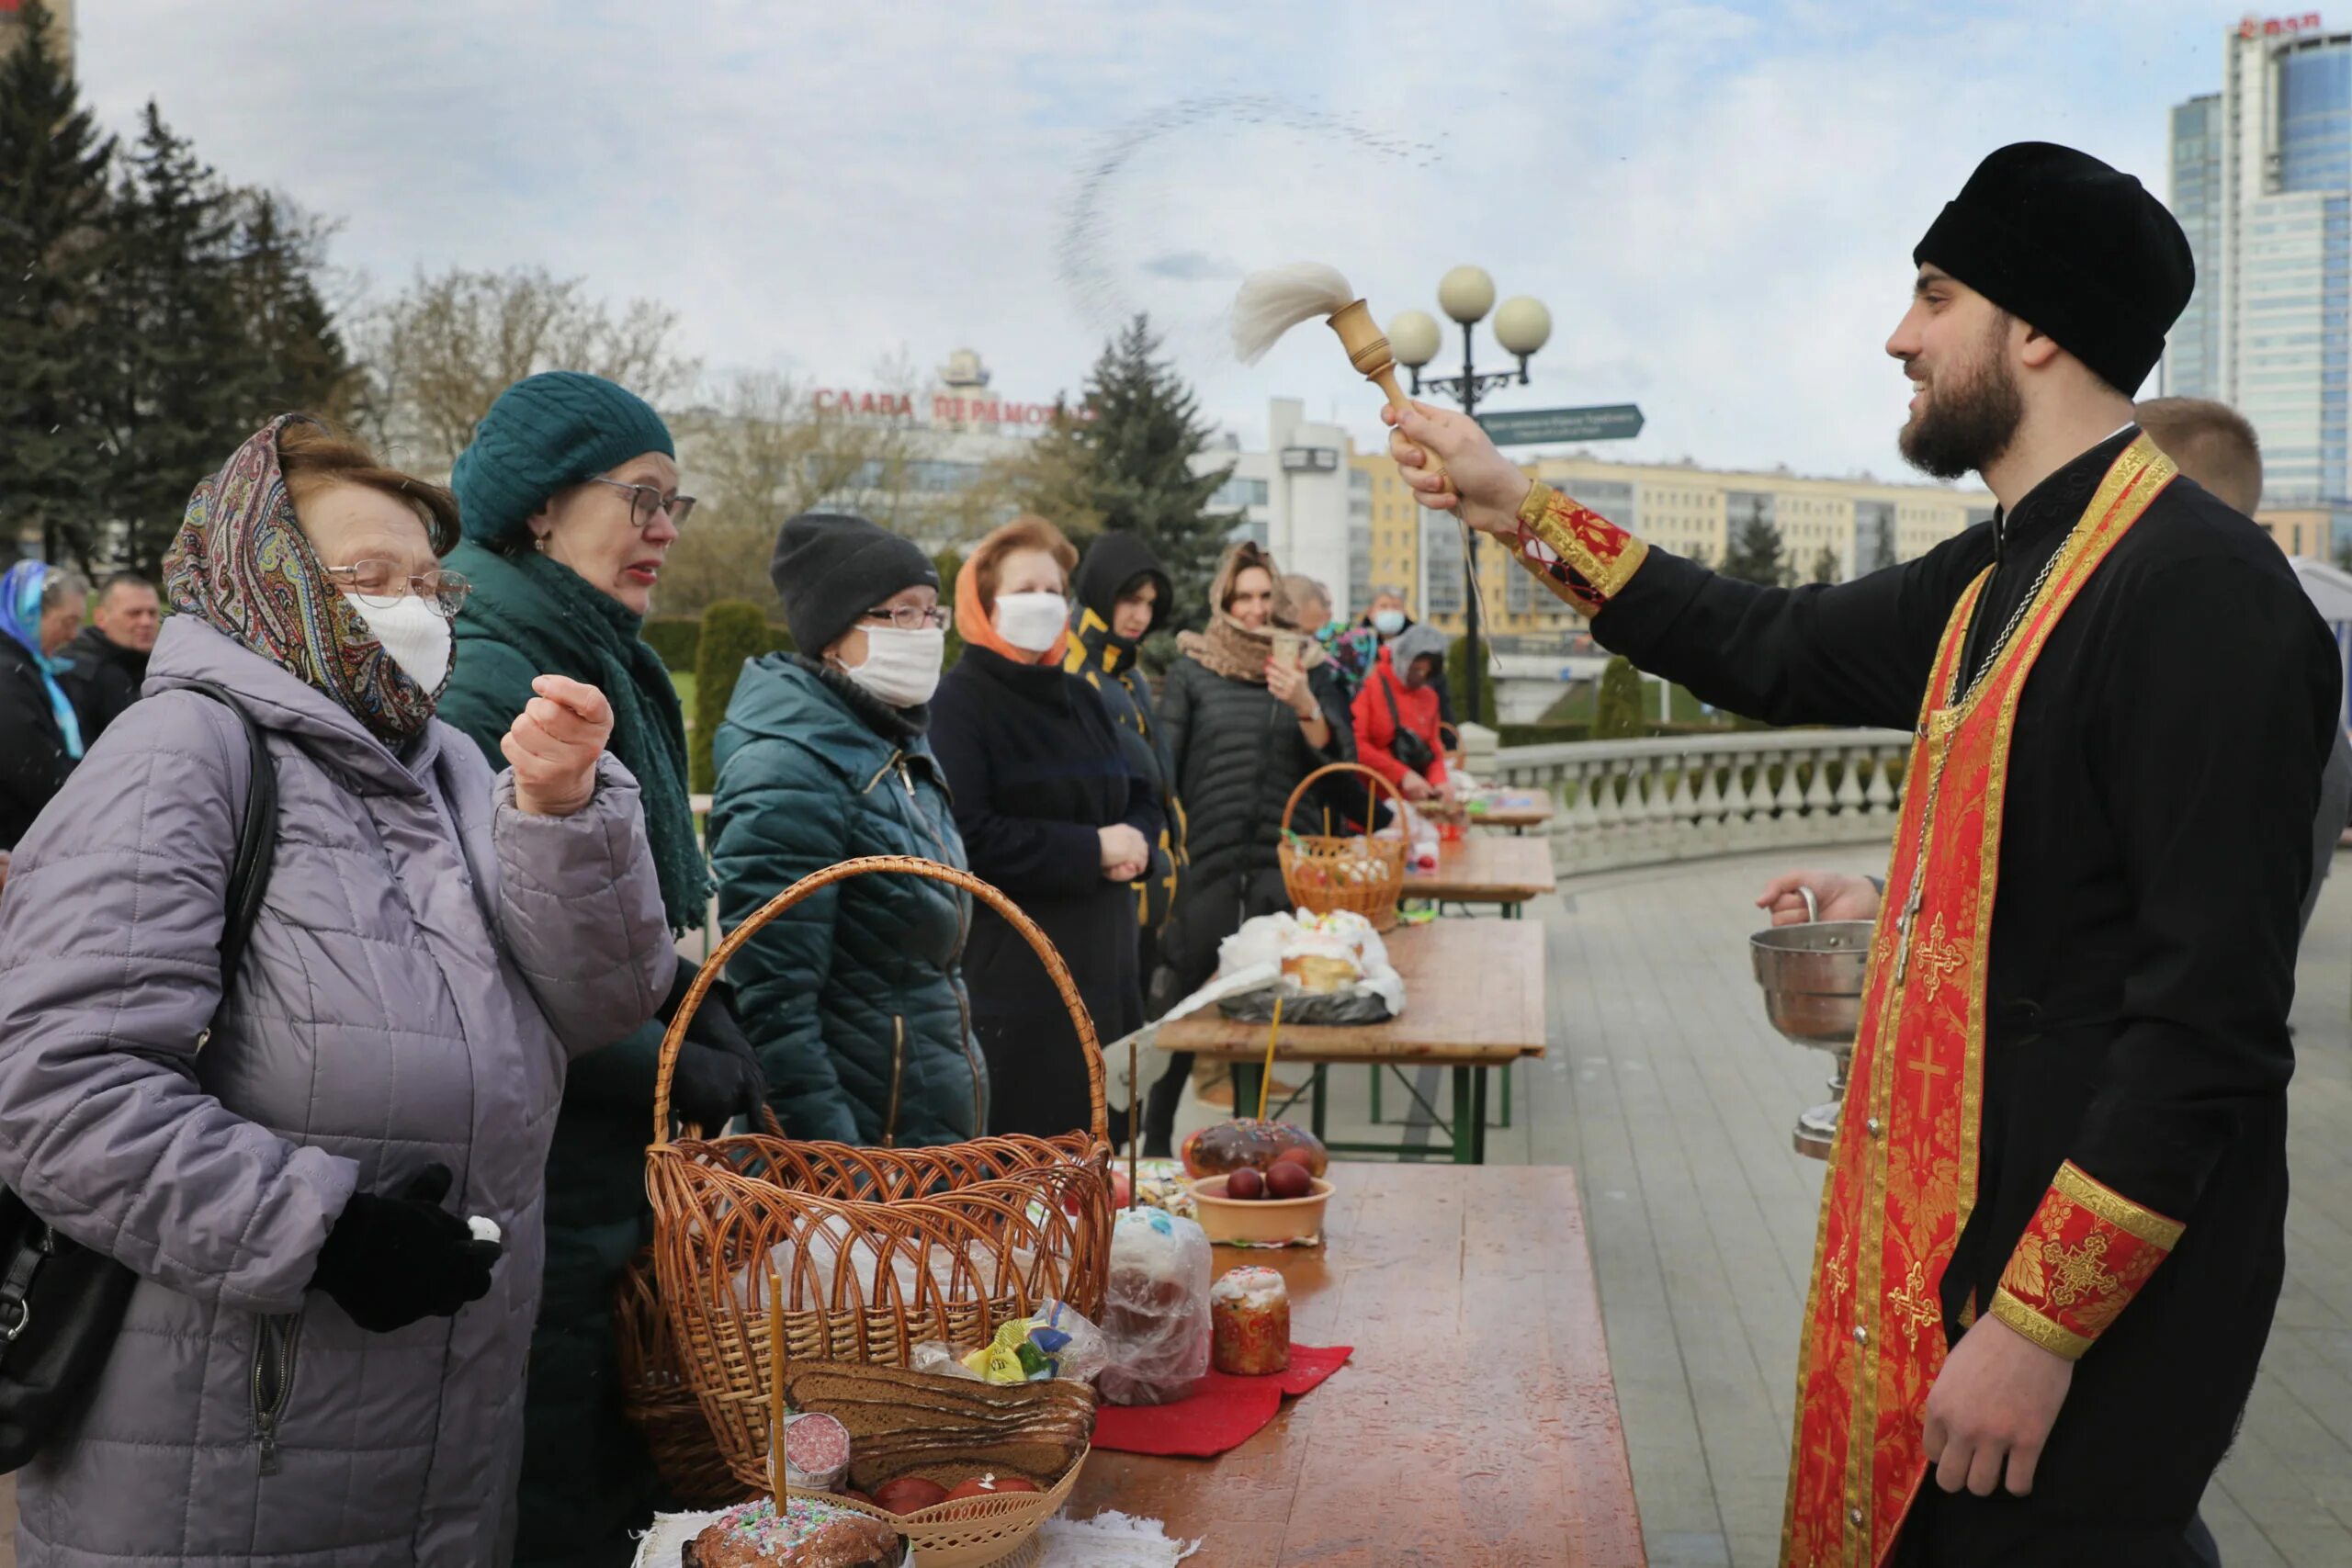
[1137,250,1243,281]
[73,0,2240,479]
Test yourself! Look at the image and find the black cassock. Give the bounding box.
[1563,428,2340,1565]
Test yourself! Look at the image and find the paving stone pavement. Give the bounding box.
[4,845,2346,1565]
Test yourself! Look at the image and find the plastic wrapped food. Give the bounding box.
[1211,1266,1291,1376]
[907,1298,1108,1387]
[1181,1119,1330,1180]
[1098,1208,1212,1406]
[1130,1158,1198,1219]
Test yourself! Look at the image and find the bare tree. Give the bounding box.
[659,365,941,616]
[359,265,699,473]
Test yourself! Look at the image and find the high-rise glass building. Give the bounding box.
[2165,17,2352,522]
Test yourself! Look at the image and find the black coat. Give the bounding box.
[1064,531,1185,936]
[931,645,1160,1140]
[1584,428,2337,1562]
[0,637,77,850]
[53,626,147,749]
[1152,654,1355,1006]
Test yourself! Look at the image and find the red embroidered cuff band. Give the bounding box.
[1510,481,1650,614]
[1990,1161,2184,1359]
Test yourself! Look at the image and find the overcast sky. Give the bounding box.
[74,0,2246,481]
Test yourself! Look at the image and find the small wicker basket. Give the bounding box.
[645,856,1114,1499]
[616,1251,753,1508]
[1277,761,1411,932]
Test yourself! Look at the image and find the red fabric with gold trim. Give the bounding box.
[1989,1161,2183,1361]
[1510,482,1649,613]
[1777,437,2177,1568]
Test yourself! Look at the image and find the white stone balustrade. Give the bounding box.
[1488,728,1912,876]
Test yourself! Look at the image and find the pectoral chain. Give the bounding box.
[1891,520,2081,985]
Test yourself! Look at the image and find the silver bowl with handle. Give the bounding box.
[1748,886,1873,1159]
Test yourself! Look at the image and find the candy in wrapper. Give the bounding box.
[954,1299,1109,1385]
[776,1410,852,1491]
[1211,1266,1291,1376]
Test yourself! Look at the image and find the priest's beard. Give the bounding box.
[1898,320,2025,481]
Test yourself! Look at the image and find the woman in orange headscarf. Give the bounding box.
[929,517,1160,1140]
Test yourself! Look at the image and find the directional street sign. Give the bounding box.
[1476,404,1645,445]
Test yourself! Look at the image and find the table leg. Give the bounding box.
[1310,1066,1328,1140]
[1487,1056,1513,1130]
[1230,1063,1263,1128]
[1369,1065,1385,1124]
[1451,1068,1475,1164]
[1472,1068,1490,1163]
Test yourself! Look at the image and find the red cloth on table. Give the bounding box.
[1089,1343,1352,1458]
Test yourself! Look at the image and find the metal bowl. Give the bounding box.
[1750,919,1874,1046]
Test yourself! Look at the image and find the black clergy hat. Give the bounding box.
[1914,142,2194,396]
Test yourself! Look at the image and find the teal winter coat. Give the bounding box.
[709,656,985,1146]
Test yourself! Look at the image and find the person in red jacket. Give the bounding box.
[1351,621,1453,805]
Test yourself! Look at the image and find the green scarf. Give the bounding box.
[446,541,709,931]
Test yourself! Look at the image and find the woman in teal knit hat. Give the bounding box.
[440,371,767,1566]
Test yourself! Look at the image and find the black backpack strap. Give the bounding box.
[172,680,277,985]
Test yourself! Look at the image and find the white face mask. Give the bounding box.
[1373,610,1407,637]
[838,625,944,709]
[993,591,1069,655]
[343,592,453,694]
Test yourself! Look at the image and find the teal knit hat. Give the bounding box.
[450,371,675,547]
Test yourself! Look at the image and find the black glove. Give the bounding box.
[311,1165,500,1333]
[663,963,768,1132]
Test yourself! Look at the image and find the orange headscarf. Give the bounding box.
[956,516,1074,666]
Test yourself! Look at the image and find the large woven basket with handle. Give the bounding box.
[1277,761,1412,932]
[644,855,1114,1496]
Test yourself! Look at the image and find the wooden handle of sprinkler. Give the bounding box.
[1370,367,1452,493]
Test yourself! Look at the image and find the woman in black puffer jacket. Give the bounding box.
[1139,541,1353,1156]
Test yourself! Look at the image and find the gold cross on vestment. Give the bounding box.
[1912,912,1965,1001]
[1903,1052,1951,1116]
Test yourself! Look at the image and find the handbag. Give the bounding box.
[0,680,277,1471]
[1380,671,1440,776]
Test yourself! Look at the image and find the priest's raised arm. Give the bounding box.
[1383,400,1992,731]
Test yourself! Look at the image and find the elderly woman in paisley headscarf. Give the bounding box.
[0,416,676,1567]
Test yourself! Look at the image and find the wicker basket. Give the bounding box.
[1277,761,1411,932]
[616,1251,755,1508]
[646,856,1114,1498]
[786,1447,1087,1568]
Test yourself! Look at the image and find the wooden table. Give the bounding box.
[1465,791,1554,834]
[1071,1164,1646,1567]
[1405,833,1559,917]
[1156,921,1544,1163]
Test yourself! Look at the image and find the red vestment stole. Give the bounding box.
[1778,434,2177,1567]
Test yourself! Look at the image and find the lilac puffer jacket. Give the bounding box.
[0,617,676,1566]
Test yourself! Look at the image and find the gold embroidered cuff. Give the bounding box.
[1510,481,1650,613]
[1991,1161,2183,1361]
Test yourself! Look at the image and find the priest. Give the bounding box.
[1387,143,2340,1567]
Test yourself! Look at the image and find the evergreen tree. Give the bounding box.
[1017,315,1238,623]
[933,547,965,670]
[0,0,118,566]
[1592,655,1648,739]
[226,191,358,423]
[1871,512,1897,573]
[98,102,250,574]
[1809,544,1840,585]
[1719,513,1788,587]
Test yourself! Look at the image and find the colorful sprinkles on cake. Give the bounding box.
[711,1495,863,1551]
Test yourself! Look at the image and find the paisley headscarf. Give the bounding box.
[163,416,445,743]
[0,560,85,759]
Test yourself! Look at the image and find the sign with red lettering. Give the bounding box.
[810,389,1091,427]
[2242,11,2325,37]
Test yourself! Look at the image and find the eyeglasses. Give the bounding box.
[863,604,953,632]
[324,560,472,618]
[587,477,696,531]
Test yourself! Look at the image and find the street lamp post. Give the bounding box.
[1387,267,1551,727]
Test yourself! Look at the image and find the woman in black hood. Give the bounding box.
[1062,531,1187,995]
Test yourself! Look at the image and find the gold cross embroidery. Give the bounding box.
[1903,1052,1951,1116]
[1913,912,1965,1002]
[1887,1259,1942,1338]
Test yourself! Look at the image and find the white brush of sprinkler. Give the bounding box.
[1230,262,1447,487]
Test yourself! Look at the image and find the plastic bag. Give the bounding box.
[906,1298,1109,1387]
[1098,1208,1213,1406]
